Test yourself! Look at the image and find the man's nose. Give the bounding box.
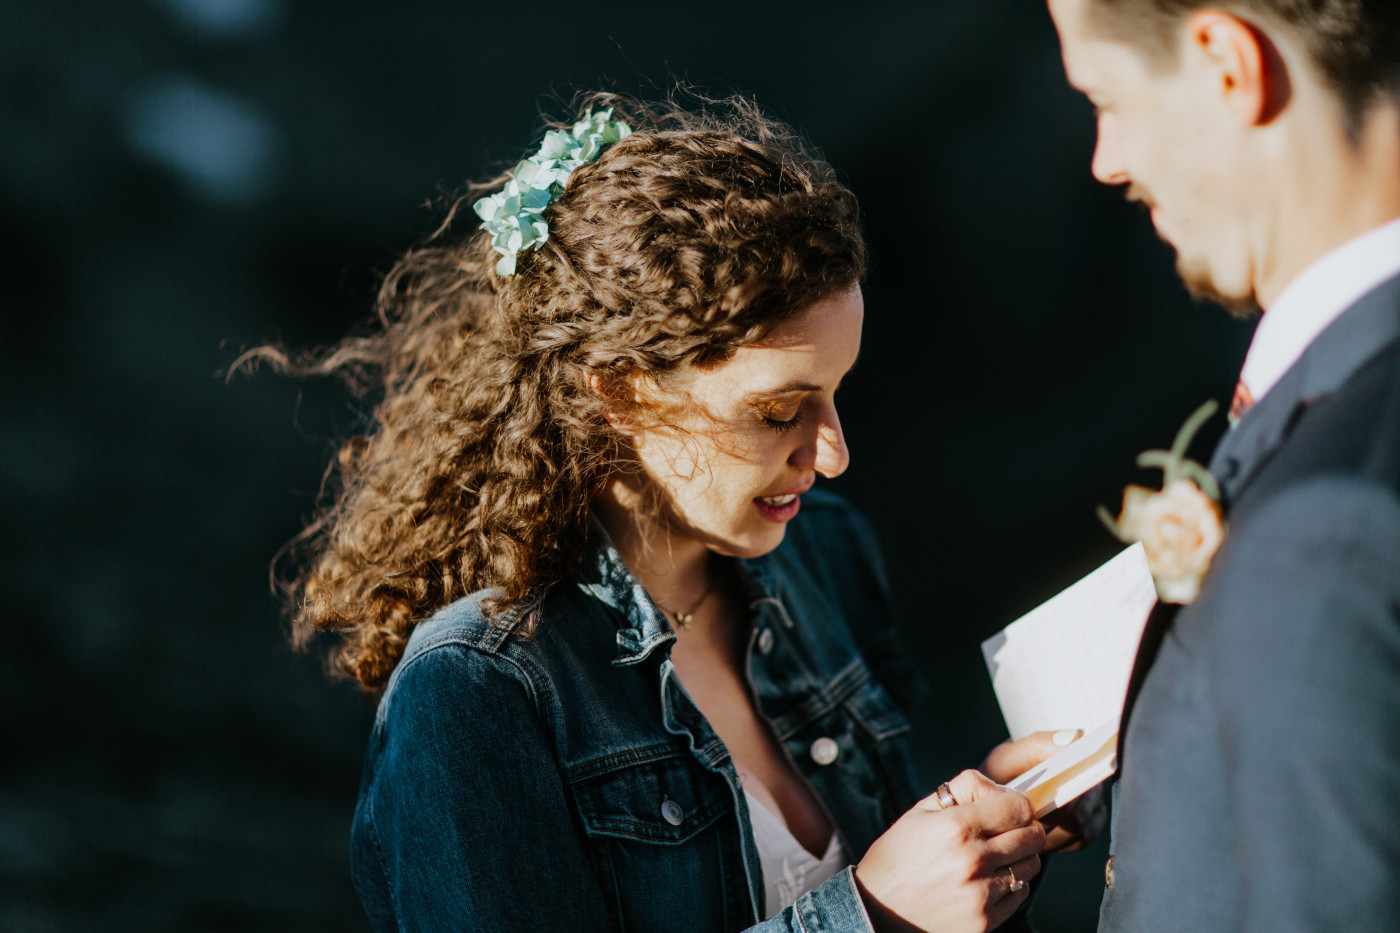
[1090,120,1128,185]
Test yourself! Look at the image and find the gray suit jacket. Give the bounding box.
[1098,272,1400,932]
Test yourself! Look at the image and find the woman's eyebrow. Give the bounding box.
[744,381,822,401]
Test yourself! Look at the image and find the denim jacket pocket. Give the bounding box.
[780,672,919,857]
[844,679,913,742]
[570,749,742,930]
[572,749,730,843]
[847,678,920,820]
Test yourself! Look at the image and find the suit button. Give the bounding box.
[810,737,839,765]
[1105,855,1116,890]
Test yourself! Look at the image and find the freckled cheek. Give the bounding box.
[699,426,789,467]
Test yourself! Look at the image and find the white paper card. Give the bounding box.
[1007,720,1118,818]
[981,544,1156,741]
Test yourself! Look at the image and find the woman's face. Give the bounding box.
[621,285,864,559]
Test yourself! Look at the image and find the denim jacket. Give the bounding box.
[350,490,927,932]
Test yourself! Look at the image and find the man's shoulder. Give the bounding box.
[1305,324,1400,453]
[1185,332,1400,670]
[1225,475,1400,574]
[1240,332,1400,512]
[1184,475,1400,681]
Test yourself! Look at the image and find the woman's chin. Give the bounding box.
[709,523,788,560]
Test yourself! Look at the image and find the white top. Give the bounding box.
[745,790,848,919]
[1240,217,1400,404]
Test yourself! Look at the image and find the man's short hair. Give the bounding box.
[1087,0,1400,121]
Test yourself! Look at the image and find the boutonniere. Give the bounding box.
[1098,400,1225,604]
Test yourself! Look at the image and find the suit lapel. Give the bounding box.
[1115,600,1178,766]
[1207,364,1308,506]
[1115,271,1400,769]
[1211,273,1400,505]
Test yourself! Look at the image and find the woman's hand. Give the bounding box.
[979,729,1081,785]
[853,769,1045,933]
[979,729,1103,852]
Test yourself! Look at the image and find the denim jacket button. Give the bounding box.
[810,737,839,765]
[757,628,775,655]
[661,799,685,826]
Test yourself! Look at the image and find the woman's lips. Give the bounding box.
[754,495,800,522]
[753,483,811,522]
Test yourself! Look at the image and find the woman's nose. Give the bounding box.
[812,409,849,479]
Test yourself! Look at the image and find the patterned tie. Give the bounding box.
[1228,379,1255,425]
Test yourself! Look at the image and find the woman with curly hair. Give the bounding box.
[259,94,1069,932]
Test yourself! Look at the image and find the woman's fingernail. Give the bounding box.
[1052,729,1081,747]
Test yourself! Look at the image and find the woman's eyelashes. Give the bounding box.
[753,385,846,434]
[754,402,804,433]
[761,410,803,433]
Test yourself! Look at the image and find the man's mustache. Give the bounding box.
[1125,183,1156,210]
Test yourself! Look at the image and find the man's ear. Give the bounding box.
[1188,11,1287,126]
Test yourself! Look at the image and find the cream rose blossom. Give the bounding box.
[1099,400,1227,604]
[1115,479,1224,603]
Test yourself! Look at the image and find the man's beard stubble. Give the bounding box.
[1176,253,1260,319]
[1127,182,1260,319]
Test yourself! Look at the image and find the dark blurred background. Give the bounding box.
[1,1,1253,930]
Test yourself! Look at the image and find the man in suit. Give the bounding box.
[1046,0,1400,929]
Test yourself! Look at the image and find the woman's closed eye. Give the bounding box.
[754,401,803,433]
[761,410,804,433]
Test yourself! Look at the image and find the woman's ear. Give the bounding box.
[586,370,634,430]
[586,367,672,435]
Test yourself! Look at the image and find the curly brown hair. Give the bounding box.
[249,93,866,692]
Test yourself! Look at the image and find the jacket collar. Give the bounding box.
[1120,272,1400,769]
[1209,271,1400,504]
[575,517,675,667]
[580,515,787,667]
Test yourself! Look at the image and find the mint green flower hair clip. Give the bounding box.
[472,108,634,276]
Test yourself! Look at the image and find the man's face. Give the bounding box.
[1048,0,1257,310]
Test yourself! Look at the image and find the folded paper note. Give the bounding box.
[1008,720,1118,817]
[981,544,1157,816]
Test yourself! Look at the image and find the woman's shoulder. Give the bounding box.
[399,591,511,660]
[381,581,624,712]
[377,593,527,707]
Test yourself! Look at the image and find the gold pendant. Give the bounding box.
[674,611,693,630]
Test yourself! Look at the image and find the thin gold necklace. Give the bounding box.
[654,576,717,630]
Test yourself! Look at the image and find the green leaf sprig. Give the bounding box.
[1098,399,1221,535]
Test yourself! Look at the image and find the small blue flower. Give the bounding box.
[473,108,633,276]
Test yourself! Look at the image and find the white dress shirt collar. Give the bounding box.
[1240,216,1400,404]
